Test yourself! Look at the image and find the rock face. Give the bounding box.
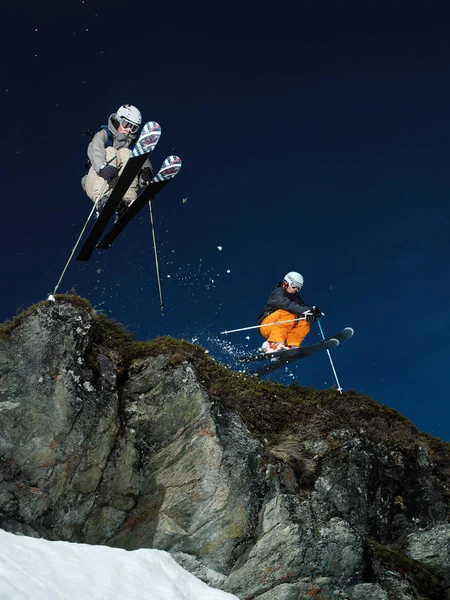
[0,297,449,600]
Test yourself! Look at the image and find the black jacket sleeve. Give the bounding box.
[266,286,311,316]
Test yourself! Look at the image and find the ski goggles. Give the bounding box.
[285,281,301,291]
[119,118,140,134]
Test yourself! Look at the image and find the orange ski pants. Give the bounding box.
[259,309,310,347]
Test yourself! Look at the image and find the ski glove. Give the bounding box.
[139,167,153,187]
[303,306,323,322]
[99,165,118,183]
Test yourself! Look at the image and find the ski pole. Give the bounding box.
[49,203,99,299]
[317,319,343,394]
[49,154,122,299]
[49,177,112,299]
[148,199,165,315]
[220,317,306,335]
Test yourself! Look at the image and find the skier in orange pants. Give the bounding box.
[257,272,322,353]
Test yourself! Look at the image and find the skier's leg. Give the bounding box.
[84,147,119,204]
[117,148,139,202]
[259,310,297,344]
[286,319,311,347]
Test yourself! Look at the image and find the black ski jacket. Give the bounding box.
[257,282,311,324]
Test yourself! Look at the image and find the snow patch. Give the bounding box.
[0,528,238,600]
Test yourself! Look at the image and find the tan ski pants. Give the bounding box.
[84,147,139,205]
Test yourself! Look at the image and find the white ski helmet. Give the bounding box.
[284,271,304,290]
[116,104,142,131]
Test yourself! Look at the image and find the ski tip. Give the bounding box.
[342,327,354,339]
[328,338,340,348]
[163,155,182,167]
[132,122,162,157]
[141,121,161,133]
[151,155,182,182]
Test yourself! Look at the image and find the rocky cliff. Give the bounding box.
[0,296,449,600]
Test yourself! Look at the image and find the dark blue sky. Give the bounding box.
[2,3,450,441]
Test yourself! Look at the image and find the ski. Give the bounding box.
[250,327,354,376]
[96,155,182,250]
[239,327,353,363]
[76,121,162,261]
[240,326,353,371]
[240,337,339,363]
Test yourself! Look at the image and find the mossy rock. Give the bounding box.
[3,295,450,485]
[367,539,446,600]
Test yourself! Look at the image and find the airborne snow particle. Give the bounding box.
[226,269,231,273]
[217,246,222,251]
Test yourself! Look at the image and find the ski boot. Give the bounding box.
[95,195,109,219]
[261,341,288,354]
[114,200,130,224]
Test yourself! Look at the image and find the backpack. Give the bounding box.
[84,125,114,170]
[84,125,137,170]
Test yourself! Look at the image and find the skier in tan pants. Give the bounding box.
[81,104,153,218]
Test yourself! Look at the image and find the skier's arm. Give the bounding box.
[267,287,311,316]
[87,130,109,173]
